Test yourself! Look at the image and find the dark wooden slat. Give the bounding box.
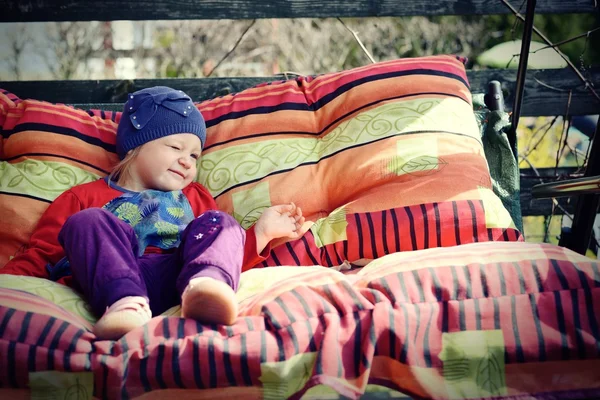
[520,167,578,216]
[468,68,600,117]
[2,0,596,22]
[2,68,598,116]
[0,77,271,109]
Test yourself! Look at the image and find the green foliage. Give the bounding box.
[156,30,175,48]
[480,13,599,66]
[478,40,568,69]
[341,42,364,70]
[517,116,593,254]
[517,116,586,170]
[164,62,179,78]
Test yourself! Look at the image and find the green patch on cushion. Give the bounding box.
[387,136,447,177]
[0,160,99,202]
[304,384,410,399]
[440,330,507,399]
[311,206,348,247]
[0,275,97,324]
[260,352,318,399]
[478,187,517,230]
[29,371,94,400]
[197,98,478,197]
[232,181,272,229]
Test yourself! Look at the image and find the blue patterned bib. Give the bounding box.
[102,189,195,256]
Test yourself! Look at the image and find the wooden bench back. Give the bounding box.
[2,0,599,217]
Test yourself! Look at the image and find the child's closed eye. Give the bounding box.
[191,153,200,160]
[169,145,182,150]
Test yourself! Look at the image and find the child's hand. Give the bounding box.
[254,203,305,253]
[257,202,305,240]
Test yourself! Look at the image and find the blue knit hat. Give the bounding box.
[116,86,206,159]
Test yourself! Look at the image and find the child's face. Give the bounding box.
[126,133,202,192]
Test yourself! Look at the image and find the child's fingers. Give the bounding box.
[283,202,294,215]
[272,204,293,214]
[294,216,305,231]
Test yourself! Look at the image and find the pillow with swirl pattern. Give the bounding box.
[195,55,522,268]
[0,55,521,269]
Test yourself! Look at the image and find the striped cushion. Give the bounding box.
[0,55,521,269]
[0,92,119,266]
[1,241,599,398]
[197,55,522,266]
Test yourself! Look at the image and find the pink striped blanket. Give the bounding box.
[1,241,599,399]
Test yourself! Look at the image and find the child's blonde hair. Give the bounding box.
[108,147,141,183]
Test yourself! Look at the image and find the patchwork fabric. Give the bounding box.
[0,90,118,267]
[1,241,599,399]
[0,55,520,271]
[0,274,95,325]
[261,200,523,267]
[195,55,522,265]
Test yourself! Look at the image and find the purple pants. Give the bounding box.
[58,208,244,316]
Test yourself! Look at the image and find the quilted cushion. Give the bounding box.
[1,241,599,399]
[0,55,521,269]
[0,91,119,266]
[197,55,522,266]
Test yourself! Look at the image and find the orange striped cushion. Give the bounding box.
[196,55,521,266]
[0,55,520,269]
[0,90,122,266]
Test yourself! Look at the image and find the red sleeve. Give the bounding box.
[0,190,83,279]
[184,183,271,272]
[242,225,272,272]
[184,183,219,213]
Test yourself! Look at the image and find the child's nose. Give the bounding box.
[179,156,193,168]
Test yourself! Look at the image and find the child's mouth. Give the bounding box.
[169,170,185,178]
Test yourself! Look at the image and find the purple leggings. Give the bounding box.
[58,208,244,316]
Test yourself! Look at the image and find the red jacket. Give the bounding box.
[1,178,270,286]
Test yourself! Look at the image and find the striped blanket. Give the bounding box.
[1,241,599,399]
[1,54,598,399]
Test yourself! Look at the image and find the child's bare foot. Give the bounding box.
[93,296,152,340]
[181,277,238,325]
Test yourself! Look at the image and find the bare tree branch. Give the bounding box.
[2,23,30,80]
[205,19,256,77]
[533,27,600,53]
[337,18,376,64]
[501,0,600,102]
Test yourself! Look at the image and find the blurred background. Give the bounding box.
[0,14,598,256]
[0,15,597,80]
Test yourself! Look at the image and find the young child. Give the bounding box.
[1,86,305,340]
